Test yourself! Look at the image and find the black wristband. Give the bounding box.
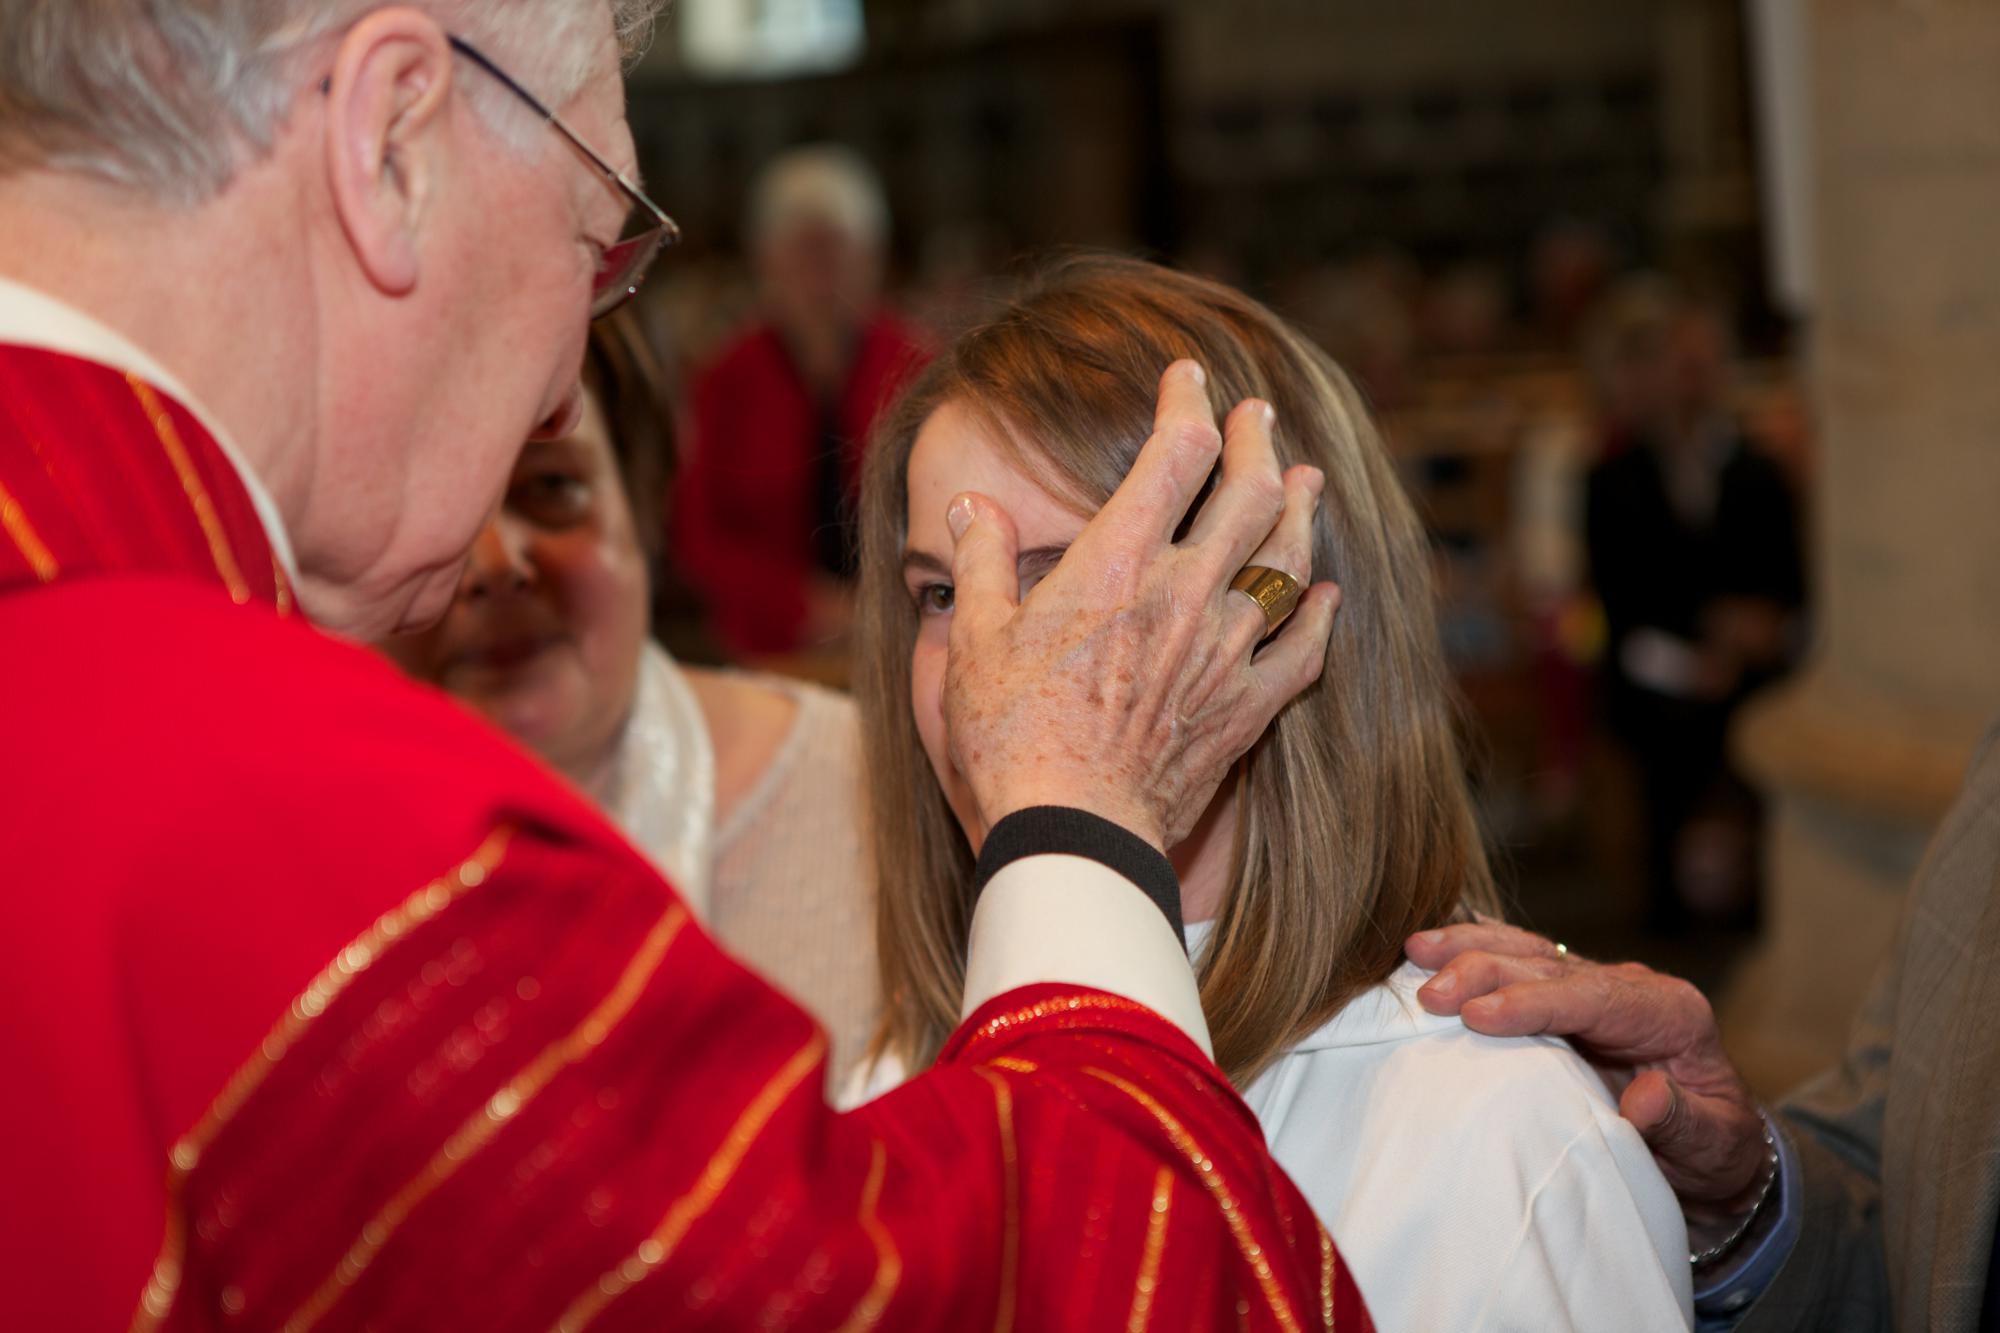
[972,806,1185,950]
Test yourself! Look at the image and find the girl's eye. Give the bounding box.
[913,582,955,616]
[510,472,591,524]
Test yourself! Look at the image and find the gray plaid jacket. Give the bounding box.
[1742,721,2000,1332]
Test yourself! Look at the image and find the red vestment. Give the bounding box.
[671,314,926,655]
[0,344,1371,1331]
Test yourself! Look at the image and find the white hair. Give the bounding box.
[749,144,889,251]
[0,0,665,205]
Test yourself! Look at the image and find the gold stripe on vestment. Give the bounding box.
[830,1139,902,1332]
[128,826,515,1332]
[966,993,1159,1048]
[280,903,692,1331]
[1128,1165,1175,1333]
[1318,1223,1337,1331]
[973,1067,1020,1333]
[1082,1066,1304,1333]
[0,478,58,581]
[554,1031,827,1331]
[126,374,250,604]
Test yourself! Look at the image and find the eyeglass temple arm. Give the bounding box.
[445,34,674,236]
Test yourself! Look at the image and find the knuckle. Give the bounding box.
[1279,539,1312,583]
[1666,975,1715,1021]
[1606,960,1652,985]
[1241,469,1285,516]
[1169,419,1223,459]
[1457,952,1499,985]
[1304,636,1330,679]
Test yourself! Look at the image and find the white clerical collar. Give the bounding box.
[0,275,299,582]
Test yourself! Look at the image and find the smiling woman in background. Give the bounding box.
[381,314,880,1080]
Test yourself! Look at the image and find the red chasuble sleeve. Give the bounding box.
[0,349,1371,1332]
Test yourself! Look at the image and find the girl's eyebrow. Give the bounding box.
[900,545,1072,579]
[1014,545,1069,579]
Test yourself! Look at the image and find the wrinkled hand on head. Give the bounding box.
[940,359,1341,852]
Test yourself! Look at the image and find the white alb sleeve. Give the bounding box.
[959,853,1212,1060]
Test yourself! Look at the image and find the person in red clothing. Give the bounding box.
[674,144,929,657]
[0,3,1367,1330]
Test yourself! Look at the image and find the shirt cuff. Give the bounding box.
[961,852,1213,1060]
[972,805,1184,942]
[1692,1110,1804,1326]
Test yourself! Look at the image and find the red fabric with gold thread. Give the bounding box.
[0,347,293,607]
[0,345,1372,1332]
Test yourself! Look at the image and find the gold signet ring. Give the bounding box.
[1228,565,1304,636]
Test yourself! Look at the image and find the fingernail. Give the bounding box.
[1418,930,1443,946]
[947,495,974,541]
[1307,466,1326,497]
[1182,361,1206,387]
[1262,402,1276,430]
[1464,996,1499,1020]
[1427,972,1457,995]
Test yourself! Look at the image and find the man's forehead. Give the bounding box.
[610,120,642,190]
[551,37,636,158]
[563,106,642,231]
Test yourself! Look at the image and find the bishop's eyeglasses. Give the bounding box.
[446,34,679,319]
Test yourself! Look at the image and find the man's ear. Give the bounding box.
[322,8,457,300]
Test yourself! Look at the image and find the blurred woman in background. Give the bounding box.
[850,256,1694,1330]
[673,146,929,661]
[382,315,880,1080]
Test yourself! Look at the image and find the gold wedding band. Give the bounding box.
[1228,565,1304,636]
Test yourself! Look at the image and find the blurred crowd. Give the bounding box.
[598,143,1813,948]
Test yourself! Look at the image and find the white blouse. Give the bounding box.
[600,645,883,1077]
[1185,920,1693,1332]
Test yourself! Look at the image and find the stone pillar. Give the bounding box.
[1724,0,2000,1095]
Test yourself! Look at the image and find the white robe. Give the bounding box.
[1186,921,1693,1333]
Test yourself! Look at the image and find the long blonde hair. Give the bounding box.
[856,255,1498,1086]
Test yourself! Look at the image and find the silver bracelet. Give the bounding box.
[1689,1116,1779,1268]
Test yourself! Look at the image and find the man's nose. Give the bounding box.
[531,384,585,442]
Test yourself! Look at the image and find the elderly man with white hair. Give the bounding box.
[0,2,1369,1329]
[674,144,928,656]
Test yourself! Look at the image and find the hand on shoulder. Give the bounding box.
[1405,921,1770,1234]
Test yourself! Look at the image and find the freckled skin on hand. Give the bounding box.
[935,378,1332,849]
